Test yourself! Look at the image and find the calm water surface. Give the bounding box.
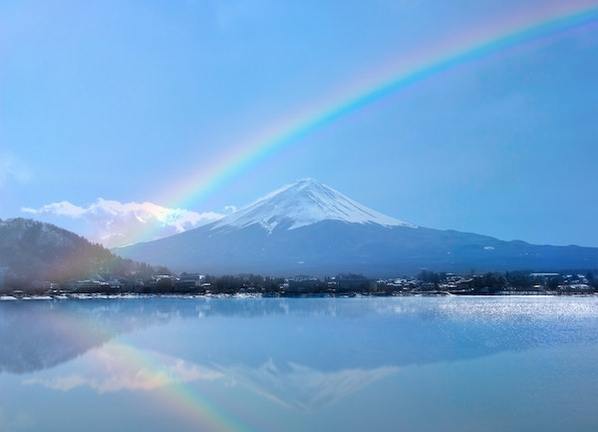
[1,296,598,431]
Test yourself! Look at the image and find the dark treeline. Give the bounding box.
[137,273,377,296]
[3,269,598,297]
[416,269,598,294]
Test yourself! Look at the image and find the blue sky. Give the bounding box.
[1,0,597,247]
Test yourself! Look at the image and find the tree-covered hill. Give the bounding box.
[0,218,160,285]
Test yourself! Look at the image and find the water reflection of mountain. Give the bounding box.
[2,297,598,376]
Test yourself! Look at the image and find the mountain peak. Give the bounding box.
[292,177,320,187]
[213,179,415,233]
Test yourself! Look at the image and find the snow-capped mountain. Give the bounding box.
[213,178,414,233]
[115,179,598,276]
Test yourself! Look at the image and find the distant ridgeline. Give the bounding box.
[0,218,163,290]
[116,179,598,276]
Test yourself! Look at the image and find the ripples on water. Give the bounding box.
[0,297,597,431]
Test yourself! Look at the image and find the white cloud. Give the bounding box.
[224,205,238,214]
[0,153,31,187]
[22,198,224,247]
[24,344,224,394]
[22,201,86,218]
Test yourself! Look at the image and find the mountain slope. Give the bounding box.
[0,218,155,285]
[116,180,598,276]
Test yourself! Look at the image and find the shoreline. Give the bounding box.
[2,292,597,301]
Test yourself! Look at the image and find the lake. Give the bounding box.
[1,296,597,431]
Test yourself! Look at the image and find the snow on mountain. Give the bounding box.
[213,178,415,233]
[115,179,598,276]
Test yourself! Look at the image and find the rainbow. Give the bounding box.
[143,2,598,243]
[102,342,254,432]
[38,305,255,432]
